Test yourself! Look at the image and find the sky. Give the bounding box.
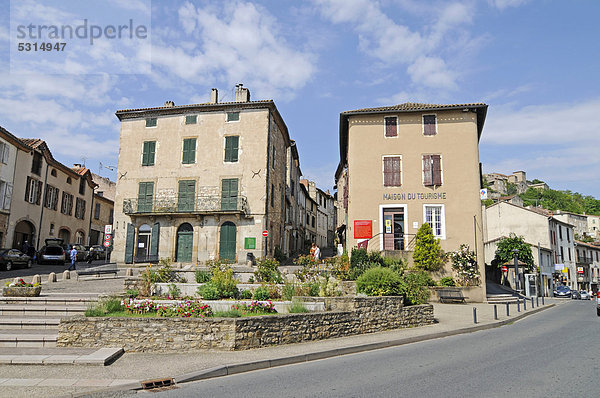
[0,0,599,198]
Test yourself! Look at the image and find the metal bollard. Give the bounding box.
[523,298,527,310]
[517,300,521,312]
[536,296,539,307]
[506,302,510,316]
[494,304,498,320]
[473,307,477,324]
[542,296,545,305]
[531,297,534,308]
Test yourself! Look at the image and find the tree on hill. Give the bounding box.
[492,234,534,273]
[519,188,600,215]
[412,223,444,272]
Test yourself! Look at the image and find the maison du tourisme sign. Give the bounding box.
[382,192,447,201]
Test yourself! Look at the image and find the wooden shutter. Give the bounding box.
[150,222,160,259]
[125,223,135,264]
[35,180,42,205]
[423,115,436,135]
[383,157,401,187]
[423,155,433,186]
[178,180,195,211]
[221,178,238,211]
[25,177,31,202]
[137,182,154,212]
[4,183,12,210]
[142,141,155,166]
[182,138,196,164]
[225,136,239,162]
[432,155,442,185]
[385,117,397,137]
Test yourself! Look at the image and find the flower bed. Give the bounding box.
[3,279,42,297]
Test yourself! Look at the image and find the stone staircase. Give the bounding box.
[486,294,520,304]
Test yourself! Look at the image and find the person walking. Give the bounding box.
[314,244,321,262]
[67,246,77,271]
[310,242,317,260]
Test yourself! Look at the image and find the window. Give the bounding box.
[185,115,197,125]
[424,205,445,239]
[67,177,72,184]
[423,114,437,136]
[137,182,154,212]
[272,147,276,169]
[221,178,238,211]
[31,152,43,175]
[559,226,562,240]
[227,112,239,122]
[178,180,196,212]
[142,141,156,166]
[94,203,101,219]
[0,142,9,164]
[25,177,42,204]
[560,247,564,261]
[423,155,442,186]
[566,228,570,242]
[270,184,274,207]
[51,169,57,177]
[182,138,196,164]
[44,184,59,211]
[50,223,55,236]
[291,180,295,197]
[61,192,73,215]
[568,248,571,261]
[384,116,398,137]
[312,216,315,227]
[224,136,239,162]
[0,180,12,210]
[383,156,401,187]
[109,209,114,224]
[79,177,86,195]
[75,198,86,219]
[145,118,157,127]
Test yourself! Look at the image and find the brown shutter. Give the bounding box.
[423,155,432,186]
[25,177,31,201]
[35,181,42,205]
[432,155,442,185]
[383,157,392,186]
[392,157,401,186]
[384,157,401,187]
[385,117,397,137]
[423,115,436,135]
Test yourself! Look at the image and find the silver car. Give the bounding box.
[38,238,66,264]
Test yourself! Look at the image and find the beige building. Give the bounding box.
[588,215,600,240]
[336,102,488,301]
[112,86,294,265]
[6,138,96,251]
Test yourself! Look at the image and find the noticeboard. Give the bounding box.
[245,237,256,249]
[354,220,373,239]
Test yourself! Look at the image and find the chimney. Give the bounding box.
[73,163,82,168]
[164,100,175,107]
[210,88,218,104]
[235,84,250,102]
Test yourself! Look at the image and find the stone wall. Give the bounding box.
[57,297,434,352]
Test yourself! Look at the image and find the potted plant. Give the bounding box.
[3,279,42,297]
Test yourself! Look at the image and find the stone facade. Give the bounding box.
[57,296,433,352]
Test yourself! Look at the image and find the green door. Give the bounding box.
[176,223,193,263]
[178,180,196,212]
[219,222,237,261]
[137,182,154,212]
[221,178,238,211]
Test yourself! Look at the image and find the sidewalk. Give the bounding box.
[0,296,563,398]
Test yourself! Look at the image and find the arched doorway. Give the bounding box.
[58,228,70,245]
[219,222,237,261]
[136,224,151,261]
[176,223,193,263]
[13,220,35,250]
[75,230,85,245]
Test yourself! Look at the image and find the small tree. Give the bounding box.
[449,244,480,286]
[412,223,444,272]
[492,234,534,272]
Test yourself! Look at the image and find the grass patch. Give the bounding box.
[288,301,310,313]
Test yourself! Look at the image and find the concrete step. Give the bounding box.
[0,295,99,305]
[0,347,124,365]
[0,332,57,347]
[0,317,61,329]
[486,296,520,303]
[0,304,87,316]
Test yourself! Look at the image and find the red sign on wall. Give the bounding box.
[354,220,373,239]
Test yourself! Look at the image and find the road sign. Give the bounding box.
[262,230,269,237]
[480,188,488,200]
[104,225,112,235]
[103,240,111,247]
[502,265,508,272]
[104,234,111,241]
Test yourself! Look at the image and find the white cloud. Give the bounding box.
[150,1,315,100]
[488,0,530,10]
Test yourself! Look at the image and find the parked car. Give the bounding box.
[571,290,581,300]
[553,285,572,298]
[87,245,106,260]
[0,249,33,270]
[37,238,66,265]
[597,293,600,316]
[579,290,590,300]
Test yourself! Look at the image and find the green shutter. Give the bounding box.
[219,222,237,261]
[225,136,239,162]
[182,138,196,164]
[142,141,155,166]
[244,237,256,249]
[137,182,154,212]
[178,180,196,212]
[185,115,197,125]
[150,222,160,259]
[221,178,238,211]
[125,223,135,263]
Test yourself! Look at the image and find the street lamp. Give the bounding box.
[513,249,520,292]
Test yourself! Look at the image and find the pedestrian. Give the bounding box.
[22,240,29,254]
[310,242,317,260]
[314,244,321,262]
[67,246,77,271]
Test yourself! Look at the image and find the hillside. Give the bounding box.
[518,188,600,216]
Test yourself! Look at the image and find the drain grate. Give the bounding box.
[141,378,175,390]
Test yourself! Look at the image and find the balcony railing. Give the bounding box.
[576,256,593,265]
[123,195,249,216]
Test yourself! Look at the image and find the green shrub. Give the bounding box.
[155,258,185,283]
[211,267,239,298]
[84,304,106,317]
[440,277,456,287]
[308,283,320,296]
[195,269,212,283]
[356,267,404,296]
[253,286,270,301]
[197,283,220,300]
[167,283,181,299]
[348,248,384,280]
[282,283,296,300]
[254,257,283,283]
[401,271,432,305]
[85,296,123,316]
[412,223,445,272]
[288,301,309,313]
[274,246,287,263]
[126,289,139,298]
[240,289,253,299]
[213,309,242,317]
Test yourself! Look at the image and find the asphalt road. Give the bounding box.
[149,300,599,398]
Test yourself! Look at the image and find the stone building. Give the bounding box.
[574,241,600,293]
[300,179,336,249]
[335,102,488,301]
[6,138,96,250]
[112,86,294,265]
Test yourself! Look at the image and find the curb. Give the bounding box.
[72,303,555,396]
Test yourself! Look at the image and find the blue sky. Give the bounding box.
[1,0,599,198]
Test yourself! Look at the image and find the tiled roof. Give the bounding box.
[72,166,88,176]
[116,99,273,114]
[20,138,44,148]
[342,102,487,114]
